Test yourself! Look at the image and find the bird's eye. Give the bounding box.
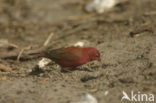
[95,54,99,57]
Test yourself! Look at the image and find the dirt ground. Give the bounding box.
[0,0,156,103]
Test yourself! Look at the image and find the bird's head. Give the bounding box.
[85,47,101,62]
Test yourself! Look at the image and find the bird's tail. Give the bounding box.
[29,52,46,57]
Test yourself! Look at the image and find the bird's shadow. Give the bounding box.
[29,65,52,75]
[29,65,93,75]
[61,67,93,73]
[29,66,44,75]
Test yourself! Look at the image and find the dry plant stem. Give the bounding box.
[0,46,47,59]
[68,13,94,21]
[17,49,24,61]
[0,40,19,49]
[9,43,19,48]
[0,33,55,59]
[43,32,54,46]
[144,11,156,16]
[16,46,32,61]
[0,63,12,72]
[0,32,55,59]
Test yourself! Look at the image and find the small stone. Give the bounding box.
[71,93,98,103]
[85,0,117,13]
[38,58,51,70]
[104,91,109,96]
[74,41,84,47]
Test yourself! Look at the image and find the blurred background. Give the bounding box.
[0,0,156,103]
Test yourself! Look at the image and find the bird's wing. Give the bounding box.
[47,47,83,61]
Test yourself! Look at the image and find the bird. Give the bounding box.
[32,46,101,72]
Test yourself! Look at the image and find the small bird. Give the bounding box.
[33,46,101,71]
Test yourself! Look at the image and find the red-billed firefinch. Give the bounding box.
[34,46,101,67]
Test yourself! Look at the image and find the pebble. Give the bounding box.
[71,93,98,103]
[85,0,117,13]
[38,58,51,69]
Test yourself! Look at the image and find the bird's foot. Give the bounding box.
[61,68,72,73]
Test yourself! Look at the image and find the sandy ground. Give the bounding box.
[0,0,156,103]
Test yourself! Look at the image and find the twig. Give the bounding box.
[43,32,54,47]
[0,47,43,59]
[68,13,94,21]
[16,46,32,61]
[17,49,24,61]
[0,33,55,59]
[9,43,19,48]
[0,63,12,72]
[144,11,156,16]
[0,39,19,49]
[129,27,153,37]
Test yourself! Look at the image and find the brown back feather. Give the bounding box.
[46,47,83,61]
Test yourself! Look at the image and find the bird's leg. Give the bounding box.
[61,67,79,73]
[76,66,93,72]
[61,67,72,73]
